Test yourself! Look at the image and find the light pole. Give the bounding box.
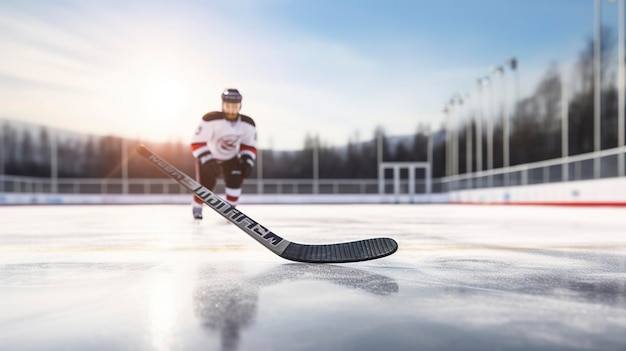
[464,92,473,175]
[594,0,602,178]
[377,129,384,194]
[453,96,459,176]
[475,79,483,175]
[506,57,518,170]
[507,57,520,101]
[51,130,58,194]
[450,94,463,176]
[313,134,319,194]
[616,0,625,177]
[562,77,570,181]
[427,125,433,194]
[443,104,451,177]
[447,100,455,177]
[494,65,509,185]
[483,76,494,187]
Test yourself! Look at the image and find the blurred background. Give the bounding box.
[1,0,624,204]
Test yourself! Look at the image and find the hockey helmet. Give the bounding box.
[221,88,242,103]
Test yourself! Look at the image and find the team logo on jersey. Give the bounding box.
[217,134,240,153]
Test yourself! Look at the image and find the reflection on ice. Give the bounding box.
[194,264,398,351]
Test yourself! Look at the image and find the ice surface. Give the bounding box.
[1,204,625,350]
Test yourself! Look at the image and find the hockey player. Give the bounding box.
[190,88,257,220]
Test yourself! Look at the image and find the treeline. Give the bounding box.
[1,27,624,180]
[0,123,432,179]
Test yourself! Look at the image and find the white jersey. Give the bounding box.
[190,111,257,162]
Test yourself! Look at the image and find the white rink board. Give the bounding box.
[450,177,626,205]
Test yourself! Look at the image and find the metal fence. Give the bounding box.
[2,146,626,196]
[0,176,387,195]
[437,145,626,192]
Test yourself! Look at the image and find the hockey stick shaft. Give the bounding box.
[135,144,292,255]
[136,145,398,263]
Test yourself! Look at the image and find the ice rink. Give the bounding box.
[1,204,626,351]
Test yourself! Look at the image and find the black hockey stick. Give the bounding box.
[136,144,398,263]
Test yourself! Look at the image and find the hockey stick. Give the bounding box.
[136,144,398,263]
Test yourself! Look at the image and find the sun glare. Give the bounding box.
[144,79,185,116]
[127,70,189,141]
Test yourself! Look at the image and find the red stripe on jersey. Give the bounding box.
[239,144,257,155]
[191,143,206,152]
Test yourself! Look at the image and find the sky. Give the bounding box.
[0,0,620,150]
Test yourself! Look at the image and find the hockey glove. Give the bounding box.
[198,153,221,178]
[240,155,254,178]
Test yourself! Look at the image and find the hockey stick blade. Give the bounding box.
[135,144,398,263]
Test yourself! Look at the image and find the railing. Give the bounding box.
[436,145,626,192]
[0,176,408,195]
[2,146,626,196]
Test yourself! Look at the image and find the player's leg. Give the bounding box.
[192,160,218,220]
[221,157,244,207]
